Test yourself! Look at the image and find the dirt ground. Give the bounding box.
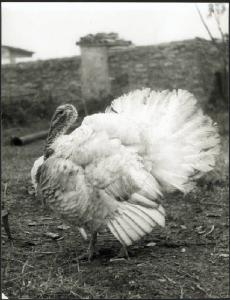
[1,121,229,299]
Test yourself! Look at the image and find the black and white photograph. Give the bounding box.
[1,2,229,299]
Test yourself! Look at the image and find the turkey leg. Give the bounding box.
[77,231,98,262]
[117,245,130,259]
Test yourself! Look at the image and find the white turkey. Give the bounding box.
[34,89,220,261]
[31,123,88,241]
[31,155,88,241]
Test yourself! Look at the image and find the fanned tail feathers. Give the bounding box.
[106,89,220,193]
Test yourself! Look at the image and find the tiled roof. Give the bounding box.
[2,45,34,56]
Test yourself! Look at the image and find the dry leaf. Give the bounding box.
[44,232,60,239]
[28,222,39,226]
[110,258,127,262]
[158,278,166,282]
[218,253,229,258]
[146,242,157,247]
[57,224,70,230]
[195,226,206,234]
[180,225,187,230]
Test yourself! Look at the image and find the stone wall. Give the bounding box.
[2,56,82,125]
[108,38,223,107]
[2,37,225,126]
[2,55,82,105]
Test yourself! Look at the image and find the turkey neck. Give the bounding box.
[43,122,69,160]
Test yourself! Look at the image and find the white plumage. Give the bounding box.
[31,155,44,192]
[2,293,8,299]
[32,89,220,258]
[31,155,88,240]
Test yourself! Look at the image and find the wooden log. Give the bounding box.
[11,130,49,146]
[10,122,81,146]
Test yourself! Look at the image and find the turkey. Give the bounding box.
[34,89,220,261]
[31,127,88,242]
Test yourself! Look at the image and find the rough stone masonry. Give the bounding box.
[2,33,226,125]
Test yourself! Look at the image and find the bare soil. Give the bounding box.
[1,122,229,299]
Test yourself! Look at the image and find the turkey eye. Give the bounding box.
[57,110,65,116]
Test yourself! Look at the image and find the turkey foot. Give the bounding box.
[77,231,98,262]
[116,245,130,260]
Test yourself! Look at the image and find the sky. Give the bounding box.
[2,2,229,60]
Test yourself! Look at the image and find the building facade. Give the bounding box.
[2,45,34,64]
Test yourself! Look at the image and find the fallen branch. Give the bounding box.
[195,283,209,295]
[2,257,34,269]
[5,271,34,283]
[33,251,59,255]
[21,259,34,274]
[169,266,210,296]
[179,285,184,299]
[164,275,177,285]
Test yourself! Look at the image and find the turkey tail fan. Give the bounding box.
[106,89,221,193]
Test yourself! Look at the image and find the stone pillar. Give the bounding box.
[79,45,110,101]
[77,33,132,102]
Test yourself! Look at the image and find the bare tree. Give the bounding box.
[207,4,227,42]
[195,3,228,104]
